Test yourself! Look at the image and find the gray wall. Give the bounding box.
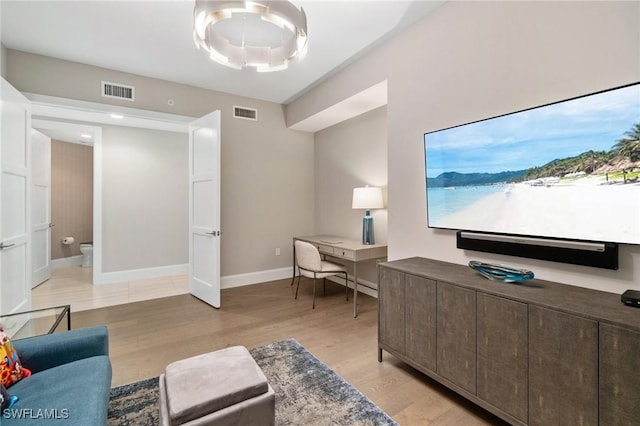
[315,106,387,240]
[6,50,315,278]
[102,126,187,272]
[291,1,640,294]
[314,106,388,284]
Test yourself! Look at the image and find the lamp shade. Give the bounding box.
[352,187,384,210]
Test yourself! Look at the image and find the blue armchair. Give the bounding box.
[3,326,112,425]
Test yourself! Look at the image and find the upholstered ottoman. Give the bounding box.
[159,346,275,426]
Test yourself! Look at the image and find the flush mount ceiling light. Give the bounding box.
[193,0,308,72]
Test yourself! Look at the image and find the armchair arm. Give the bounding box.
[12,326,109,373]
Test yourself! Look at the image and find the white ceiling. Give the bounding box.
[1,1,444,105]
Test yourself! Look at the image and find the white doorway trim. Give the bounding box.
[32,119,103,284]
[26,93,193,132]
[28,94,196,285]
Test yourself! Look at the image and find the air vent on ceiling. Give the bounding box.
[101,81,135,101]
[233,106,258,121]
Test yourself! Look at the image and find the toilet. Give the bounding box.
[79,242,93,268]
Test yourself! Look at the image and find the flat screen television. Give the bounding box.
[424,82,640,245]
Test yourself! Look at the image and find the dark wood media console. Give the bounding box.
[378,257,640,426]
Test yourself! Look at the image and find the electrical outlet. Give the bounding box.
[275,247,281,256]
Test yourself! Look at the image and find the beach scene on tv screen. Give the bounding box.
[425,84,640,244]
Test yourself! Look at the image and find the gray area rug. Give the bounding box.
[108,338,396,425]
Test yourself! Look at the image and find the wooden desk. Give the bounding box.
[293,235,387,317]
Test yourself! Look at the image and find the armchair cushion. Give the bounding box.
[3,326,112,426]
[8,355,112,426]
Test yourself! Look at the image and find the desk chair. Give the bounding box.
[294,240,348,309]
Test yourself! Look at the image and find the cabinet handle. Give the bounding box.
[0,242,15,250]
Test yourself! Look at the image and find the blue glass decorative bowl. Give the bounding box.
[469,261,534,283]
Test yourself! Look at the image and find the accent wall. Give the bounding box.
[50,139,93,260]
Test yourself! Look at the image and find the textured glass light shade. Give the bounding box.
[352,187,384,245]
[193,0,308,72]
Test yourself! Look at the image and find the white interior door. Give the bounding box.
[1,78,32,314]
[31,129,51,288]
[189,111,221,308]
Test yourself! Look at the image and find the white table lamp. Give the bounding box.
[352,186,384,245]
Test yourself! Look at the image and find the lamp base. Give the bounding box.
[362,210,375,245]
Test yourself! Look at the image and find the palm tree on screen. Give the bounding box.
[613,123,640,162]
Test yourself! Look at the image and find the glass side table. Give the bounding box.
[0,305,70,340]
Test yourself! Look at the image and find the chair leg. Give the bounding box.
[290,245,296,286]
[295,274,301,300]
[323,278,326,296]
[312,278,316,309]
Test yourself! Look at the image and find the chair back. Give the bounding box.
[295,241,322,272]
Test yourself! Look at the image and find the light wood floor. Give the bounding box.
[32,266,188,312]
[72,278,507,425]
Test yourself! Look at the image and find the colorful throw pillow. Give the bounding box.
[0,329,30,388]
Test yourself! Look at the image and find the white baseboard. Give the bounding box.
[220,266,379,298]
[91,264,378,300]
[51,255,83,269]
[221,267,292,289]
[92,264,289,287]
[95,264,188,285]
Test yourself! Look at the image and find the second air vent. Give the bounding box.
[233,106,258,121]
[102,81,135,101]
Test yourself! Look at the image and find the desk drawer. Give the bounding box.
[334,248,355,259]
[317,244,334,255]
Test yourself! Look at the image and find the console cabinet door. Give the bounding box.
[405,274,437,372]
[600,323,640,425]
[378,267,405,354]
[529,306,598,426]
[477,293,528,423]
[437,282,476,394]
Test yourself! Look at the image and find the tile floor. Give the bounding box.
[32,265,189,312]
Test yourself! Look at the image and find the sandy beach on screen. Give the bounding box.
[438,179,640,243]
